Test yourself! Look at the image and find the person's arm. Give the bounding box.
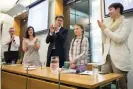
[69,39,73,61]
[46,25,56,44]
[73,38,89,62]
[46,31,56,44]
[69,39,77,69]
[34,38,40,50]
[103,20,131,44]
[56,29,68,42]
[5,38,12,45]
[102,31,106,44]
[22,39,28,52]
[12,36,20,48]
[2,38,10,51]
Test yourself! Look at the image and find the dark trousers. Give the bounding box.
[101,55,128,89]
[6,58,18,64]
[46,49,65,68]
[4,51,18,64]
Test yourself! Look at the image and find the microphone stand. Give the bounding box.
[58,66,64,89]
[1,63,3,88]
[26,66,29,89]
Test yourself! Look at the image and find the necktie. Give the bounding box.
[8,37,12,51]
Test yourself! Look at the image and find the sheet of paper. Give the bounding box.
[79,71,93,75]
[62,69,76,74]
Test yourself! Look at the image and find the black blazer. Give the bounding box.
[46,27,68,60]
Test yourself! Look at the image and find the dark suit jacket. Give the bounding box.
[46,27,68,61]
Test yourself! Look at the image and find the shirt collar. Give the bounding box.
[58,26,61,30]
[76,36,82,39]
[56,27,61,32]
[11,35,15,38]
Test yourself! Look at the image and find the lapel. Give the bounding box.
[59,27,64,34]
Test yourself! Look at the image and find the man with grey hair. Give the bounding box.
[3,27,20,64]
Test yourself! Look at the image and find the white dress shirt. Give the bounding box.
[49,27,61,49]
[4,35,20,51]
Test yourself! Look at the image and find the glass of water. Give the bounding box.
[41,61,45,70]
[92,63,99,76]
[50,56,59,72]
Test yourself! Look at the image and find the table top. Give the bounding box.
[2,64,123,88]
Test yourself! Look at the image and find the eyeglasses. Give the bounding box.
[9,31,15,32]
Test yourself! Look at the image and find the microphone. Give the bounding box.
[58,66,64,89]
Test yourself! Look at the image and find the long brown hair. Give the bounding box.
[72,24,84,54]
[25,26,36,39]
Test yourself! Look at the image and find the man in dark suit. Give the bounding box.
[46,15,68,68]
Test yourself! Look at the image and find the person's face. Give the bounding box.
[108,7,120,18]
[74,25,83,36]
[28,28,34,36]
[55,18,63,27]
[9,29,15,36]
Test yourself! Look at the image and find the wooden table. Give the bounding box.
[1,64,123,89]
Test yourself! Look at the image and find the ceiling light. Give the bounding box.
[76,0,81,3]
[13,15,16,18]
[22,9,27,13]
[17,12,21,15]
[67,0,75,4]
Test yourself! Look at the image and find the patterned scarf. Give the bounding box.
[108,15,124,32]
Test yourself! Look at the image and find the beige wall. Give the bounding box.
[48,0,55,26]
[126,13,133,89]
[0,13,13,58]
